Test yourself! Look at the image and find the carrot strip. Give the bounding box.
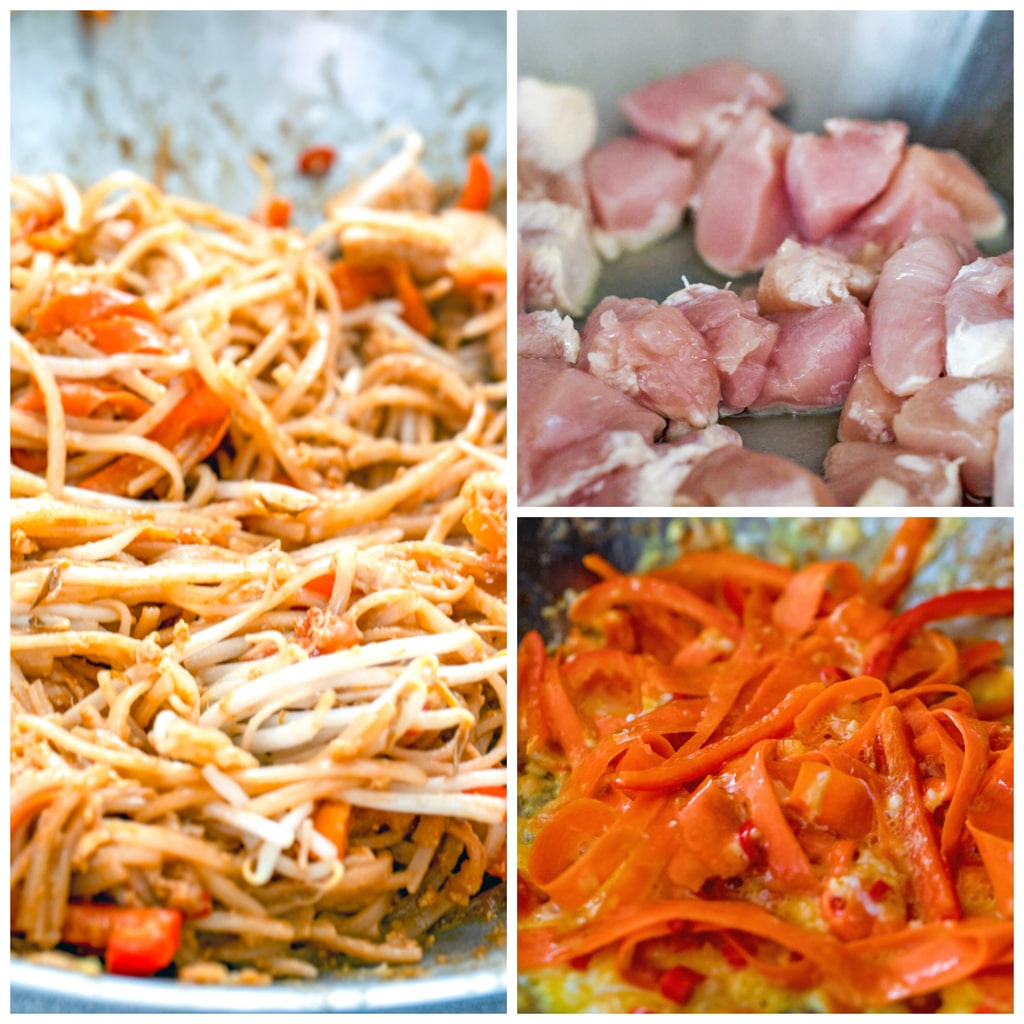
[865,517,937,608]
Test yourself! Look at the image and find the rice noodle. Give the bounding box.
[10,143,507,981]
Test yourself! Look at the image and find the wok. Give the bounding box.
[518,10,1013,473]
[10,9,507,1013]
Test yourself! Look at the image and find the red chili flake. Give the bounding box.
[570,954,592,971]
[868,879,892,902]
[721,941,748,968]
[738,819,762,864]
[658,965,703,1005]
[819,664,849,683]
[666,918,688,934]
[297,144,336,177]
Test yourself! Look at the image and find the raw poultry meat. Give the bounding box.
[823,441,963,506]
[516,58,1012,508]
[518,200,601,316]
[585,137,694,255]
[784,118,908,241]
[566,425,742,506]
[518,77,598,180]
[665,283,778,409]
[674,445,836,506]
[867,234,965,396]
[756,239,881,313]
[516,310,581,362]
[620,59,787,154]
[518,355,665,505]
[578,297,721,428]
[694,108,797,276]
[993,410,1013,507]
[944,251,1013,378]
[751,299,869,411]
[837,361,903,444]
[891,375,1013,498]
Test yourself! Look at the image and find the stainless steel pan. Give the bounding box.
[10,9,507,1013]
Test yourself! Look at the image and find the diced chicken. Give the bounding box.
[992,409,1013,508]
[568,424,743,506]
[517,310,581,362]
[675,445,836,506]
[830,145,1005,257]
[518,356,665,505]
[579,297,721,428]
[585,137,694,256]
[695,108,797,276]
[837,361,904,444]
[518,201,601,315]
[756,238,881,313]
[750,299,869,411]
[519,160,592,211]
[518,77,598,175]
[784,118,908,241]
[891,375,1013,498]
[945,252,1013,379]
[620,59,786,154]
[665,282,778,409]
[823,441,963,506]
[868,235,965,396]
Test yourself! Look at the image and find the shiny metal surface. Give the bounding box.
[518,11,1012,473]
[10,9,507,1013]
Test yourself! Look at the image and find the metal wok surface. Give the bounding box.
[10,9,507,1014]
[518,10,1012,473]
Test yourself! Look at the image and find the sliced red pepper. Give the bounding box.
[62,904,182,976]
[659,964,703,1005]
[297,144,337,177]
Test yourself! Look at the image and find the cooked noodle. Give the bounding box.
[10,135,507,982]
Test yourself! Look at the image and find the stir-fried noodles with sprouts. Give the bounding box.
[10,135,507,983]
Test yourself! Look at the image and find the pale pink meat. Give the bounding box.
[784,118,907,241]
[868,234,965,396]
[891,375,1013,497]
[674,445,836,506]
[823,441,963,506]
[750,299,869,411]
[585,137,694,253]
[837,361,904,444]
[756,238,882,314]
[517,310,581,362]
[620,59,786,153]
[829,145,1004,257]
[518,77,598,175]
[518,201,601,315]
[518,356,665,505]
[665,282,778,409]
[944,251,1013,378]
[578,296,721,428]
[695,108,797,276]
[567,424,743,506]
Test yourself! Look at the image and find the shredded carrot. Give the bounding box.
[518,521,1013,1012]
[455,151,492,211]
[312,800,351,858]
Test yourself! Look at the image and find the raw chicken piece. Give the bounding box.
[837,361,904,444]
[585,137,694,255]
[675,445,836,506]
[695,108,797,276]
[568,424,743,506]
[518,78,598,175]
[892,375,1013,498]
[620,59,786,154]
[518,201,601,315]
[992,410,1012,508]
[830,145,1005,256]
[823,441,962,506]
[519,161,592,211]
[756,238,881,313]
[868,235,965,396]
[517,310,581,362]
[518,356,665,505]
[579,297,721,428]
[665,282,778,409]
[750,299,869,411]
[784,118,908,241]
[945,252,1013,379]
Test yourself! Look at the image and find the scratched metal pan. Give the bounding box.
[518,10,1013,473]
[10,9,506,1014]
